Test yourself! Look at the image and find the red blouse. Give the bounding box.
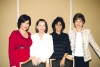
[8,30,32,67]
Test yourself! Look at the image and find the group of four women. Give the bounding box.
[9,13,100,67]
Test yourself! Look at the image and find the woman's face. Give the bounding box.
[55,22,62,33]
[20,20,29,31]
[37,21,46,33]
[75,18,83,28]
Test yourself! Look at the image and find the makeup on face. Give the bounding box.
[75,18,83,28]
[20,20,29,31]
[37,21,46,33]
[55,22,62,34]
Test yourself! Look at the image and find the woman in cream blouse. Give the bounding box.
[69,13,100,67]
[30,19,54,67]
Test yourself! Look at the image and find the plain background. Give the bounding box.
[0,0,100,67]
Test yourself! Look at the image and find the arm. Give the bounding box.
[30,45,39,66]
[65,34,72,55]
[60,53,67,66]
[63,34,73,60]
[27,32,32,48]
[47,35,54,62]
[88,29,100,57]
[9,31,17,66]
[30,42,39,65]
[49,35,54,55]
[30,35,37,58]
[30,35,40,66]
[43,35,54,63]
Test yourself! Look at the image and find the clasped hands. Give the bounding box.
[31,56,42,66]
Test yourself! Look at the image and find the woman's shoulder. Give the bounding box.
[10,30,19,35]
[68,29,75,33]
[45,33,52,37]
[31,33,37,37]
[27,31,31,35]
[30,33,38,40]
[50,32,53,35]
[69,28,90,32]
[83,29,90,33]
[44,33,52,40]
[62,32,68,36]
[12,30,18,33]
[9,30,19,38]
[62,32,68,35]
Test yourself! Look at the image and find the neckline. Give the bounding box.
[73,28,84,33]
[76,32,81,33]
[38,33,46,40]
[18,30,29,39]
[54,31,62,35]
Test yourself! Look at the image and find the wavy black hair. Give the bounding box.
[17,14,31,31]
[52,17,65,32]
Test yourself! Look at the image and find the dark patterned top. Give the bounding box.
[50,32,72,59]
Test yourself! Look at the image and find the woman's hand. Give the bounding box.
[66,55,74,60]
[37,58,42,64]
[31,56,39,66]
[60,57,65,67]
[12,66,16,67]
[60,53,68,66]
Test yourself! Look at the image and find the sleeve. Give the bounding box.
[88,29,100,57]
[28,32,31,35]
[65,34,72,55]
[27,32,32,48]
[30,44,35,57]
[42,35,54,63]
[68,30,72,41]
[30,35,36,58]
[9,31,17,66]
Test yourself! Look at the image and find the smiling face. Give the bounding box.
[20,20,29,31]
[55,21,62,33]
[37,21,46,33]
[74,18,84,28]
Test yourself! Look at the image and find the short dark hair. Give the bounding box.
[17,14,31,31]
[52,17,65,32]
[73,13,85,24]
[35,19,48,33]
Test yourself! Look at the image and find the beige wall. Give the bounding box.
[0,0,100,67]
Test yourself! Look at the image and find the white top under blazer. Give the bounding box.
[75,32,84,56]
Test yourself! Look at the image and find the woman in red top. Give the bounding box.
[9,14,32,67]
